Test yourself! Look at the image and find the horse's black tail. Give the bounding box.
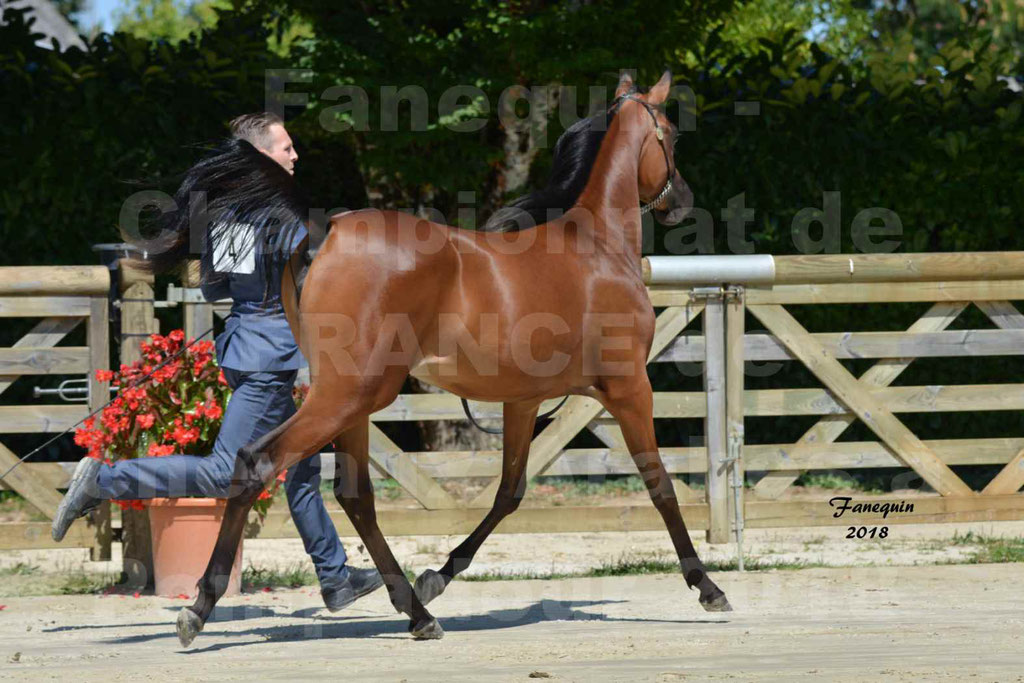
[120,138,310,308]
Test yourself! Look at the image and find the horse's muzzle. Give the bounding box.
[654,172,694,225]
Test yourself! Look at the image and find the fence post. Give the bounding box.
[725,287,746,567]
[183,260,214,344]
[87,293,111,560]
[703,290,730,543]
[117,258,158,586]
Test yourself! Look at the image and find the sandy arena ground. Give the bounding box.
[1,564,1023,681]
[1,521,1023,681]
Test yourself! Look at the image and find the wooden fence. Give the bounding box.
[0,267,110,556]
[3,253,1024,554]
[257,252,1024,543]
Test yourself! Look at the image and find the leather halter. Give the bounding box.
[611,93,676,215]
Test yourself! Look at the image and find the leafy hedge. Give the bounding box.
[0,5,362,268]
[3,2,1023,475]
[668,28,1023,258]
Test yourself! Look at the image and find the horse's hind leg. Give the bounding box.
[414,401,538,606]
[175,391,368,647]
[332,415,442,639]
[605,380,732,612]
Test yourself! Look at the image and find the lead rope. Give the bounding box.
[460,396,569,435]
[0,325,217,483]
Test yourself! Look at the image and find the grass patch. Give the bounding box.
[949,531,1024,563]
[0,561,39,576]
[457,555,827,582]
[242,563,417,591]
[536,476,649,497]
[59,569,119,595]
[242,563,318,591]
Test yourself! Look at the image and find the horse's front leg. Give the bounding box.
[603,378,732,612]
[414,401,538,606]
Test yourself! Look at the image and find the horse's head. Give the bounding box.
[615,71,693,225]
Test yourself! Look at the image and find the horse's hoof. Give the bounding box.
[409,617,444,640]
[414,569,447,606]
[700,593,733,612]
[176,607,204,648]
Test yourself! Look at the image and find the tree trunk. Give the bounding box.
[487,83,562,209]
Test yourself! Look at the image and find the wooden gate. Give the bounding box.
[0,267,110,556]
[257,252,1024,543]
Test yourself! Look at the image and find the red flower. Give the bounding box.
[171,423,199,446]
[204,402,223,420]
[74,329,249,510]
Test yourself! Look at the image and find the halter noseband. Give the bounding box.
[612,93,676,215]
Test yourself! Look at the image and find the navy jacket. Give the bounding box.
[200,221,308,372]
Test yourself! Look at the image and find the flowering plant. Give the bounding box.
[73,330,283,519]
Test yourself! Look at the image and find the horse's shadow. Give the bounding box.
[43,605,279,634]
[95,599,728,652]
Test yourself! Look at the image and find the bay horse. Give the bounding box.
[136,70,731,646]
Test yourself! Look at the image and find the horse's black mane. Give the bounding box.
[480,85,635,232]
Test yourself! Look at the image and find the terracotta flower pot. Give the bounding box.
[147,498,243,598]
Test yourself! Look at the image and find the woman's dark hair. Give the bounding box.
[121,138,309,309]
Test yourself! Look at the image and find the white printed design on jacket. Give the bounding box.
[211,222,257,275]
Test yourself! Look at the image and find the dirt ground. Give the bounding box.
[1,521,1023,681]
[1,563,1022,682]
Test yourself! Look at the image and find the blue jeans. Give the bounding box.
[96,367,349,590]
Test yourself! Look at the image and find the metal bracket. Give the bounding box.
[689,285,725,302]
[33,378,118,403]
[724,433,745,571]
[689,284,746,304]
[724,284,745,302]
[165,285,229,305]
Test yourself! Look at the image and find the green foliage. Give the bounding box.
[115,0,231,44]
[283,0,736,217]
[3,0,1023,464]
[949,531,1024,563]
[667,25,1023,257]
[0,5,275,266]
[242,562,317,590]
[0,3,361,273]
[701,0,874,62]
[0,561,39,576]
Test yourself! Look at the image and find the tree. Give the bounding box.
[114,0,230,44]
[268,0,737,450]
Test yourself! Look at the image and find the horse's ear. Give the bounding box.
[615,71,635,98]
[648,70,672,104]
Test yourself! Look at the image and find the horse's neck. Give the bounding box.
[573,109,644,259]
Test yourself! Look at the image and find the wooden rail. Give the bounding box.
[4,253,1024,553]
[0,266,111,557]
